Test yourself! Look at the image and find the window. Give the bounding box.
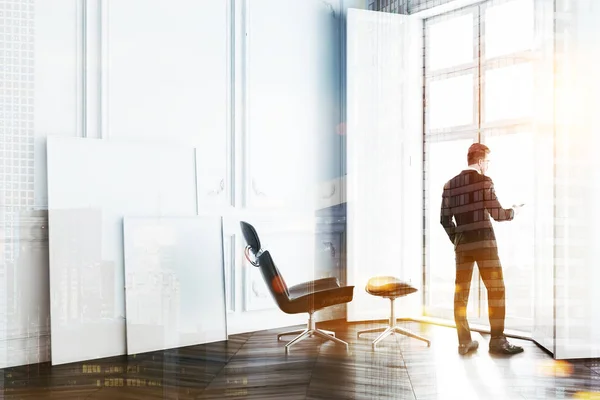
[424,0,537,333]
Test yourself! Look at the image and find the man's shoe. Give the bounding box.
[458,340,479,355]
[489,336,524,355]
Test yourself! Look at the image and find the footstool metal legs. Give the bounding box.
[357,297,431,349]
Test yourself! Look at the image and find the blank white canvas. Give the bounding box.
[123,216,227,355]
[47,137,196,365]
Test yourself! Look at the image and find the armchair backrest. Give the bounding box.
[240,221,290,307]
[240,221,261,255]
[257,250,290,302]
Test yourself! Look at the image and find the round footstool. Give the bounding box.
[357,276,431,349]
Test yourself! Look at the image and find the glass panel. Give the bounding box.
[428,75,475,130]
[479,131,535,333]
[484,0,534,59]
[484,63,533,122]
[426,138,475,318]
[427,13,475,71]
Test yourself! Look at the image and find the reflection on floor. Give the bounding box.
[1,321,599,399]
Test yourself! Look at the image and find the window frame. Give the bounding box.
[423,0,539,325]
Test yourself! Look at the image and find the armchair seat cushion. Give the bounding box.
[283,286,354,314]
[365,276,417,298]
[288,277,340,298]
[255,250,355,315]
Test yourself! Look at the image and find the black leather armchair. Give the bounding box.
[240,221,354,351]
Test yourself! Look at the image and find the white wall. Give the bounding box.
[105,1,227,146]
[245,0,346,211]
[104,0,231,210]
[530,0,555,354]
[225,0,366,334]
[0,0,365,367]
[553,0,600,360]
[0,0,81,368]
[346,9,423,322]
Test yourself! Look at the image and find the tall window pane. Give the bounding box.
[425,138,475,318]
[481,131,535,333]
[427,13,475,71]
[427,74,475,130]
[484,62,533,122]
[484,0,534,59]
[424,0,538,335]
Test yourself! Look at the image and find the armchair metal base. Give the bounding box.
[357,297,431,349]
[278,312,349,352]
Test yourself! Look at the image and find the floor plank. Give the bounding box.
[1,321,599,399]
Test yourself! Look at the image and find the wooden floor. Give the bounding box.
[1,321,600,399]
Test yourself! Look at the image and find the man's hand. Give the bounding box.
[512,203,525,216]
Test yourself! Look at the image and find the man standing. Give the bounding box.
[440,143,524,355]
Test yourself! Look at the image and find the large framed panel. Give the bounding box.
[46,137,197,365]
[123,216,227,355]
